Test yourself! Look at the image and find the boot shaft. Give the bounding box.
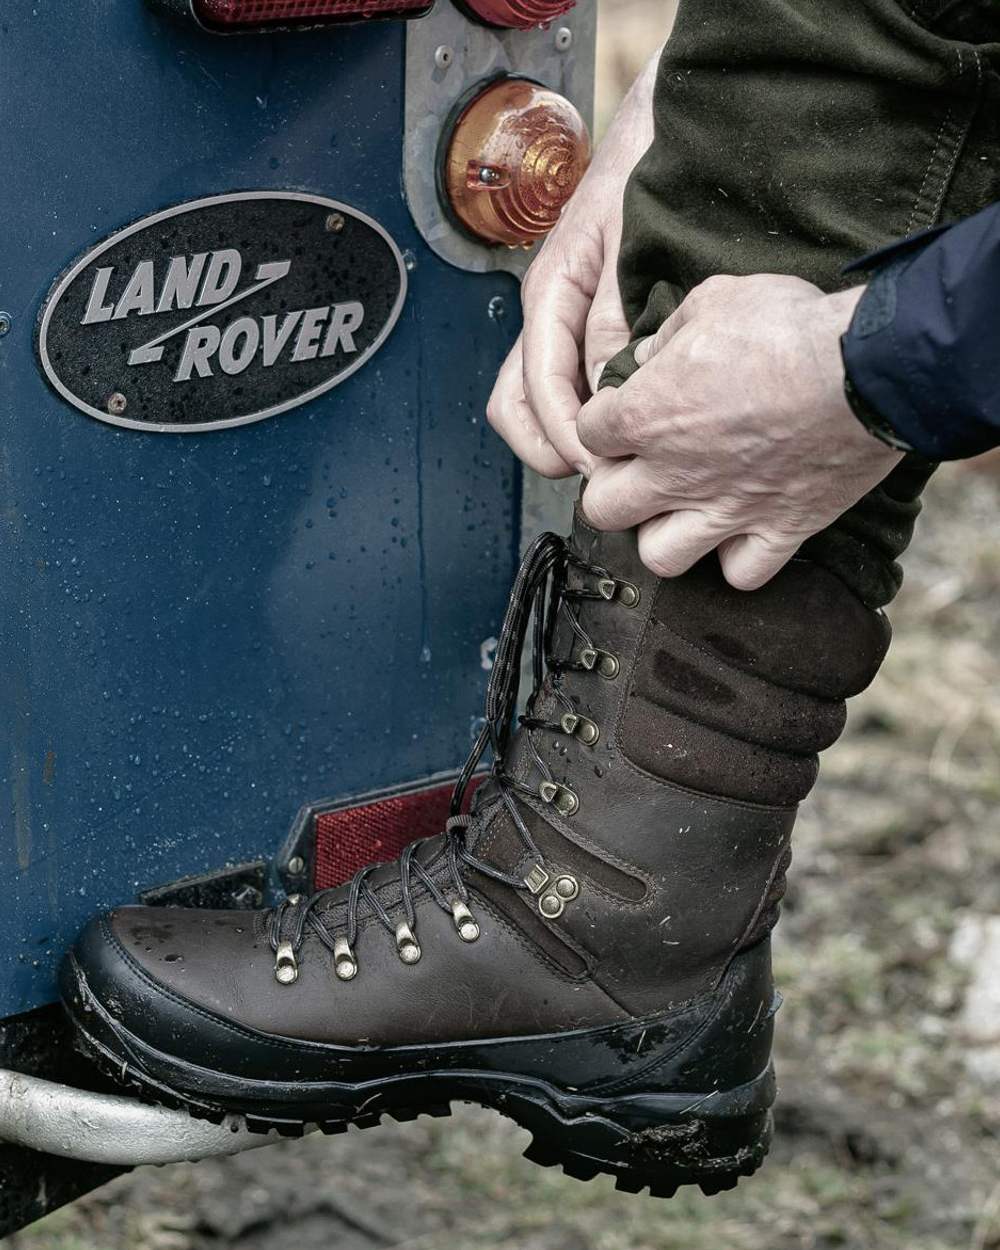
[477,508,889,1014]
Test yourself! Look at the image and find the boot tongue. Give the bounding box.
[460,513,651,883]
[569,503,652,594]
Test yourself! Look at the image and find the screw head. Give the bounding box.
[555,26,572,51]
[325,212,345,233]
[434,44,454,70]
[0,312,11,337]
[287,856,305,876]
[107,392,127,416]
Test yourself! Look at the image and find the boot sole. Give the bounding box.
[62,954,774,1198]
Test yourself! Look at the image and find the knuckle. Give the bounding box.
[726,565,763,592]
[582,486,617,531]
[614,396,649,448]
[638,534,683,579]
[485,393,505,431]
[521,262,542,296]
[702,504,738,531]
[577,415,599,453]
[758,527,798,552]
[694,273,734,299]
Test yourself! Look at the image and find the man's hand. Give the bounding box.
[577,274,903,590]
[486,49,661,479]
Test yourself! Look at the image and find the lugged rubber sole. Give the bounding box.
[63,956,774,1198]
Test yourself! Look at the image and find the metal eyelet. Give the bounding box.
[274,941,298,985]
[451,900,480,942]
[538,875,580,919]
[560,712,599,745]
[538,779,579,816]
[333,936,357,981]
[553,875,580,901]
[580,647,620,679]
[395,922,422,964]
[597,577,640,608]
[523,865,580,920]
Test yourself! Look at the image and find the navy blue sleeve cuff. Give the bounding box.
[841,202,1000,461]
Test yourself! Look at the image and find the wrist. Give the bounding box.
[805,286,863,414]
[834,285,916,454]
[804,286,906,455]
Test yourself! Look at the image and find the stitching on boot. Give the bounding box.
[725,835,793,978]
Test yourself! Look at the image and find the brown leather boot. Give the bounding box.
[61,507,888,1196]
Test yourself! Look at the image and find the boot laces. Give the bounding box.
[267,532,625,981]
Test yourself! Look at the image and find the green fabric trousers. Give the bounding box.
[604,0,1000,607]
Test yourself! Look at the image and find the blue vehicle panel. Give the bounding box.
[0,4,522,1015]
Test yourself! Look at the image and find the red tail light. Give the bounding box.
[193,0,431,28]
[443,78,591,249]
[460,0,576,30]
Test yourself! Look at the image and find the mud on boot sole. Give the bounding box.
[62,955,775,1197]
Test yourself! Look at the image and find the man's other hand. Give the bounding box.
[577,274,903,590]
[485,49,660,479]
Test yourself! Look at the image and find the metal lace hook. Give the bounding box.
[333,936,357,981]
[274,942,298,986]
[451,900,480,942]
[395,921,421,964]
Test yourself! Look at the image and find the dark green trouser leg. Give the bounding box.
[604,0,1000,609]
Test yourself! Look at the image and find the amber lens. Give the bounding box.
[460,0,576,30]
[443,79,591,249]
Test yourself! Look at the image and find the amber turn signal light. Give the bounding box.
[459,0,576,30]
[442,78,591,249]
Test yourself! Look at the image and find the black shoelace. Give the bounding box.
[267,531,620,983]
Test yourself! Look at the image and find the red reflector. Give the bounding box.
[313,776,483,890]
[461,0,576,30]
[194,0,431,27]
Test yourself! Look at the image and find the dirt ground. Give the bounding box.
[11,6,1000,1248]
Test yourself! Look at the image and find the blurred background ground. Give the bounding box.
[10,4,1000,1248]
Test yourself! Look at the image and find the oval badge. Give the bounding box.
[37,192,407,433]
